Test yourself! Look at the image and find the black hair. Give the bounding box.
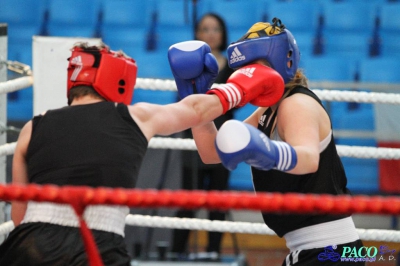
[195,13,228,51]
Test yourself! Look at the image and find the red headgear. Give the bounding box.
[67,46,137,104]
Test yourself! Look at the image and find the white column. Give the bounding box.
[0,23,8,241]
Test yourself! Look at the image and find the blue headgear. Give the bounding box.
[227,18,300,84]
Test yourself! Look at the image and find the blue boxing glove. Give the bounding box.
[168,40,219,99]
[215,120,297,171]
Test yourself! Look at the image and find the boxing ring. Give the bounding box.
[2,35,400,266]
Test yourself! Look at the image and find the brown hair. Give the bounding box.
[285,69,308,91]
[67,86,105,105]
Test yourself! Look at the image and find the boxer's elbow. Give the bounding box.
[199,153,221,164]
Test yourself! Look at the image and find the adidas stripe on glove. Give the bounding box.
[215,120,297,172]
[206,64,284,113]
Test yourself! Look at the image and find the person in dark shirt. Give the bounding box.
[0,41,269,266]
[171,13,234,260]
[191,18,365,266]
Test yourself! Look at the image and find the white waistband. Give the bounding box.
[22,202,129,237]
[284,217,359,252]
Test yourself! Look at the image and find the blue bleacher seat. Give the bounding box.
[100,0,155,52]
[359,57,400,83]
[377,3,400,56]
[320,2,378,58]
[155,0,193,28]
[101,0,155,29]
[132,49,173,80]
[264,2,321,31]
[0,0,47,63]
[47,0,101,38]
[207,0,264,32]
[102,28,148,55]
[152,0,194,51]
[156,26,194,51]
[322,32,372,59]
[264,1,322,56]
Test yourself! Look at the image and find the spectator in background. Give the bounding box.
[170,13,235,261]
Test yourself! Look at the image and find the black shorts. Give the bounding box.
[0,222,131,266]
[283,240,367,266]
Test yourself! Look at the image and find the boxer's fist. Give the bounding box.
[168,41,219,99]
[215,120,297,171]
[207,64,284,113]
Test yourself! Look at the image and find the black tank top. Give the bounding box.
[27,102,148,188]
[252,86,350,237]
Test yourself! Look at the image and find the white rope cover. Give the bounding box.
[133,78,400,105]
[1,77,400,104]
[1,215,399,243]
[125,215,400,243]
[2,139,400,159]
[0,142,16,157]
[0,76,33,95]
[313,89,400,104]
[0,221,14,236]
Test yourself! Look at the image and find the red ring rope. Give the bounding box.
[2,183,400,266]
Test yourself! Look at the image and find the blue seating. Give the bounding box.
[47,0,101,37]
[132,49,173,80]
[323,32,372,59]
[0,0,47,56]
[156,26,194,52]
[101,0,155,29]
[150,0,194,51]
[264,2,321,56]
[378,3,400,56]
[359,57,400,83]
[264,2,321,31]
[100,0,155,52]
[320,2,378,58]
[207,0,264,32]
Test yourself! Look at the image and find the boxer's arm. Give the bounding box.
[191,122,220,164]
[129,94,223,140]
[276,93,323,175]
[11,121,31,226]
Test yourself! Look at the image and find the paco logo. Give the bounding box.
[317,245,396,263]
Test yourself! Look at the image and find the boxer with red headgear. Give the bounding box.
[188,18,364,266]
[67,43,137,104]
[2,40,275,266]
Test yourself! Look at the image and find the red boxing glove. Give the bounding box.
[206,64,284,113]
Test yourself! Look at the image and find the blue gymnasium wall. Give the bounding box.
[2,0,400,194]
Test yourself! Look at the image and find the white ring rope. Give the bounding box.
[1,77,400,104]
[134,78,400,105]
[0,76,33,95]
[1,215,399,243]
[0,221,14,236]
[0,142,17,157]
[2,139,400,159]
[313,89,400,104]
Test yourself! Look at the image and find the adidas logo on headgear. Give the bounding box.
[229,47,246,64]
[237,67,255,78]
[71,55,82,66]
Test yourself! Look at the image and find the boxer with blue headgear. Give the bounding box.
[190,18,362,266]
[227,18,300,84]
